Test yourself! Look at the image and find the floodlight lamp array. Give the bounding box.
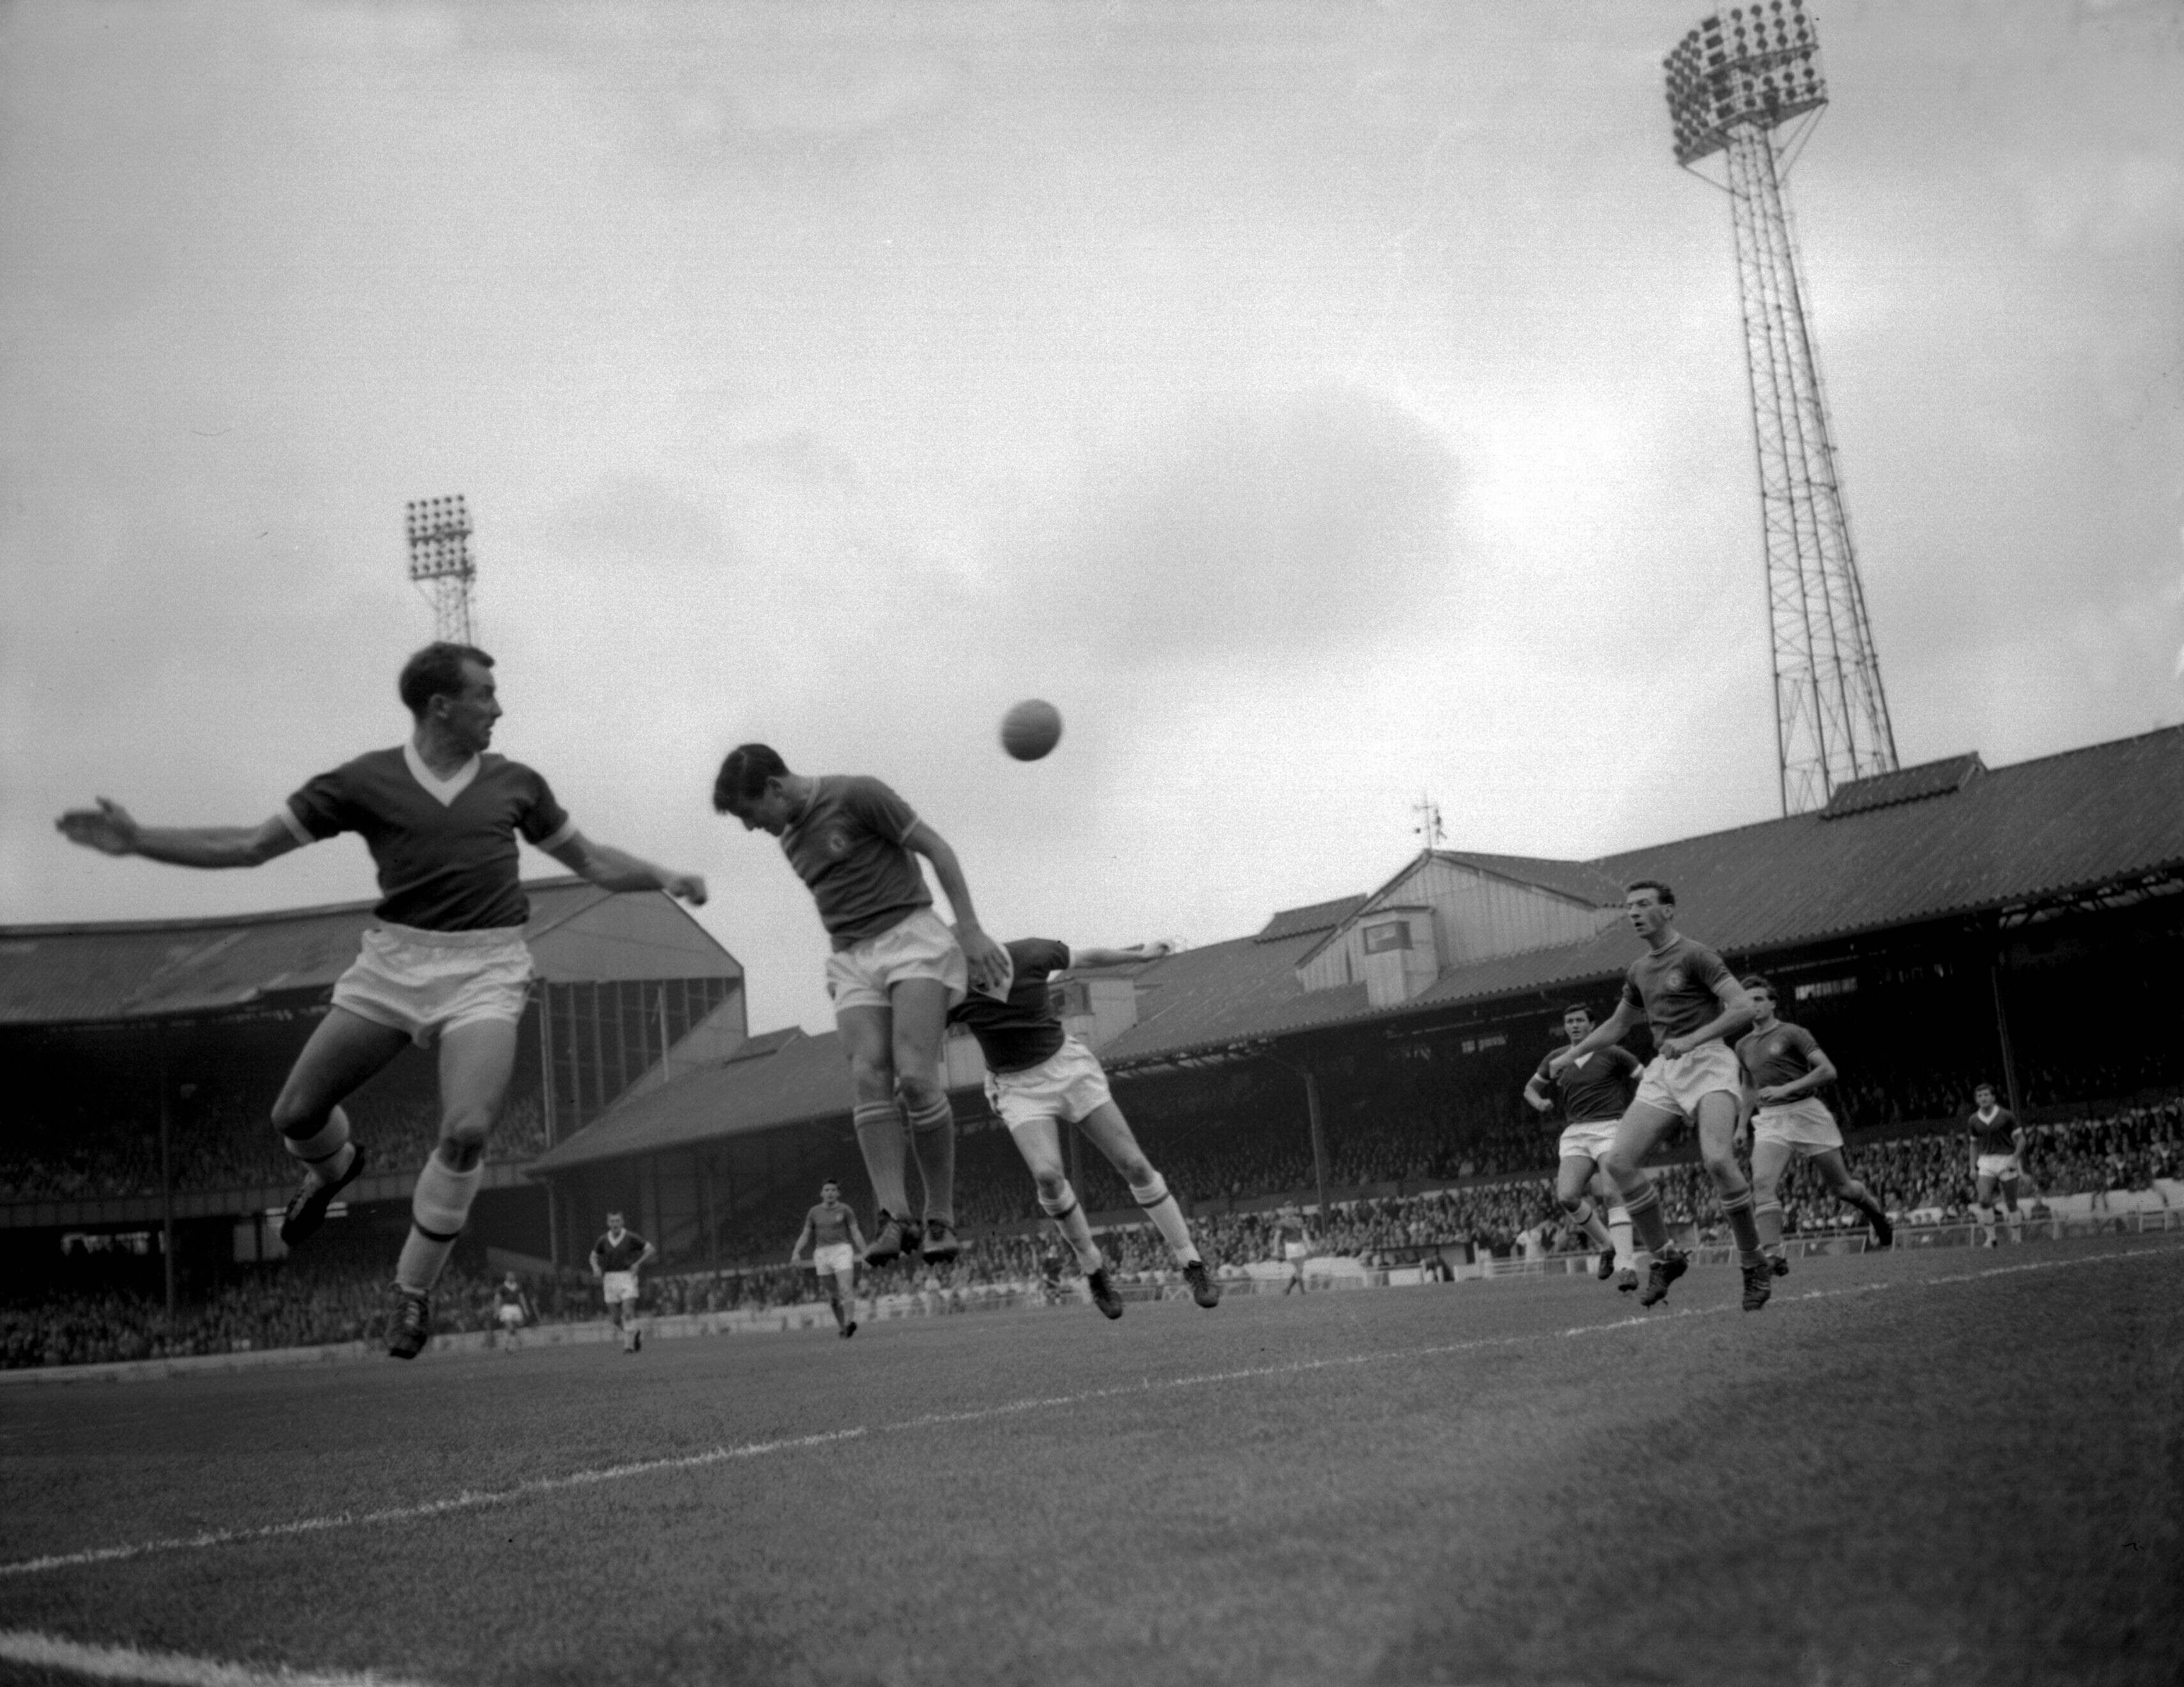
[405,494,473,584]
[1663,0,1827,166]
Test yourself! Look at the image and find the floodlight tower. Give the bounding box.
[405,494,477,644]
[1664,2,1897,815]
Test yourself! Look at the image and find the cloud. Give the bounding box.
[547,475,741,573]
[1033,385,1461,666]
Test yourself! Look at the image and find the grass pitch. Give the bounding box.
[3,1236,2179,1687]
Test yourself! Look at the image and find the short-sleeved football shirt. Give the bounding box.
[1968,1105,2022,1155]
[591,1229,650,1272]
[779,776,933,950]
[947,937,1071,1073]
[1737,1021,1822,1093]
[283,744,573,931]
[1535,1044,1643,1124]
[1619,936,1735,1045]
[805,1203,856,1249]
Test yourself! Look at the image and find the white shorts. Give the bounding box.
[1283,1241,1309,1263]
[986,1037,1113,1130]
[1753,1097,1843,1155]
[1630,1042,1742,1123]
[495,1304,524,1329]
[1976,1153,2022,1183]
[826,908,968,1015]
[331,922,532,1048]
[1557,1120,1620,1165]
[812,1242,856,1276]
[601,1271,639,1305]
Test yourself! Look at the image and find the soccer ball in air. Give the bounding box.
[1000,699,1063,761]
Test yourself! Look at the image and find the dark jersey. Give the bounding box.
[1620,936,1735,1045]
[495,1283,529,1312]
[1534,1044,1642,1124]
[947,937,1071,1073]
[591,1229,650,1272]
[283,745,573,931]
[1969,1106,2022,1155]
[779,775,932,950]
[1737,1022,1822,1094]
[804,1203,856,1249]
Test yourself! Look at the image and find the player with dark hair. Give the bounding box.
[711,744,1007,1268]
[949,937,1220,1320]
[493,1271,535,1350]
[1524,1003,1645,1292]
[590,1211,657,1353]
[58,643,706,1360]
[1549,880,1767,1310]
[791,1181,868,1337]
[1967,1081,2027,1247]
[1734,976,1893,1274]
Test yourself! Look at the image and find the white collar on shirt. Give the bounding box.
[404,740,481,808]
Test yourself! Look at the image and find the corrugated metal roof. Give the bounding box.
[0,879,739,1026]
[1429,851,1627,907]
[530,1026,845,1170]
[1821,752,1985,819]
[1253,896,1367,943]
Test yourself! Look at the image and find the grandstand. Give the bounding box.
[530,727,2184,1267]
[0,879,742,1309]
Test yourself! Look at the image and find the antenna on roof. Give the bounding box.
[1412,794,1445,853]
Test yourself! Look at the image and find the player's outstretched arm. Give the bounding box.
[545,831,706,905]
[901,819,1006,991]
[56,801,301,870]
[1068,941,1173,969]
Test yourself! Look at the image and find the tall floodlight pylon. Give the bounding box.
[406,494,477,645]
[1665,3,1897,815]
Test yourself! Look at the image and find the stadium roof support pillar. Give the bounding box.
[1989,953,2024,1120]
[1256,1045,1331,1218]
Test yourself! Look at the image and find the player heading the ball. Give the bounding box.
[57,643,707,1360]
[711,743,1009,1267]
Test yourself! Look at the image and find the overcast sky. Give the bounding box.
[3,0,2179,1035]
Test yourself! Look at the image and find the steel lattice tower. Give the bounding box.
[406,494,478,645]
[1666,3,1897,815]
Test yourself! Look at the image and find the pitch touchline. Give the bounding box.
[4,1241,2170,1582]
[0,1628,444,1687]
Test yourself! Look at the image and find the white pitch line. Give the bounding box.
[0,1626,442,1686]
[0,1427,865,1579]
[4,1240,2171,1585]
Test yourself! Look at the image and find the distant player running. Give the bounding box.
[1551,881,1767,1310]
[1274,1209,1313,1295]
[493,1272,535,1350]
[1523,1003,1645,1293]
[947,937,1220,1321]
[591,1212,657,1353]
[56,642,706,1360]
[1734,975,1893,1275]
[712,746,1007,1269]
[1967,1081,2027,1247]
[791,1181,868,1337]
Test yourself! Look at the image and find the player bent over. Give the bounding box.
[792,1182,868,1337]
[591,1212,657,1353]
[1733,976,1893,1274]
[713,746,1008,1269]
[58,643,706,1360]
[948,938,1220,1321]
[1524,1003,1645,1292]
[1551,881,1767,1311]
[1967,1082,2027,1247]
